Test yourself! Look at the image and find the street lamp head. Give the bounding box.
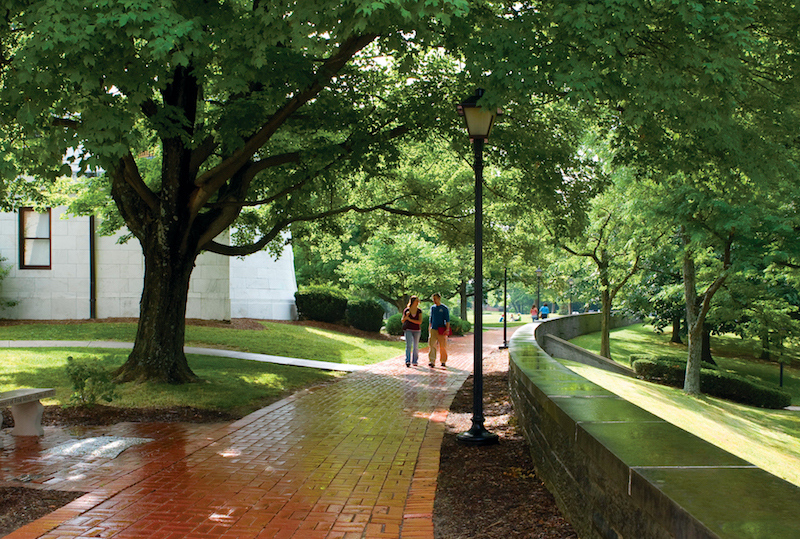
[568,277,574,286]
[536,267,543,277]
[456,88,501,141]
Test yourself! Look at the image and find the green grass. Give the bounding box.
[0,320,406,417]
[570,323,800,404]
[464,311,537,329]
[0,320,405,366]
[0,348,343,417]
[563,360,800,487]
[564,323,800,487]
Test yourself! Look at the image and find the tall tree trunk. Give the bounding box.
[598,255,612,359]
[114,222,199,384]
[701,325,716,365]
[759,331,771,360]
[459,279,468,320]
[599,285,612,359]
[671,316,683,344]
[683,248,703,395]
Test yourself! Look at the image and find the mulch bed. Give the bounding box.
[434,350,577,538]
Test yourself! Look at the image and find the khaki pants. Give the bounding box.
[429,330,448,365]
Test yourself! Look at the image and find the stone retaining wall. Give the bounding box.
[508,317,800,539]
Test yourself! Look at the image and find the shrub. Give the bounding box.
[632,356,791,409]
[347,299,385,332]
[295,286,348,323]
[450,316,471,335]
[387,312,430,342]
[64,356,118,407]
[385,313,403,335]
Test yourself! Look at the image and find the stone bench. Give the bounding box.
[0,388,56,439]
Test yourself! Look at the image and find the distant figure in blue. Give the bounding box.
[540,303,550,319]
[401,295,423,367]
[429,293,450,368]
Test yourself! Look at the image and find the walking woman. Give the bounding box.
[401,295,423,367]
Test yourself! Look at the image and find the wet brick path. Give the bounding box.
[1,331,504,538]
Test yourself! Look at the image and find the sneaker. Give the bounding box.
[405,362,410,368]
[429,362,435,368]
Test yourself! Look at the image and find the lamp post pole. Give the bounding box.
[500,267,508,349]
[456,88,499,446]
[536,268,542,316]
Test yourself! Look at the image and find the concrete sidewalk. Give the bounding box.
[0,340,366,372]
[1,330,506,539]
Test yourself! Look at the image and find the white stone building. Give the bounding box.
[0,207,297,321]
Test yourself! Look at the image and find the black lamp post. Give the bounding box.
[456,88,499,446]
[536,268,542,316]
[500,267,508,350]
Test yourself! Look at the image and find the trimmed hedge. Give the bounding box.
[386,313,430,342]
[450,316,471,335]
[295,286,348,323]
[346,299,385,333]
[387,312,472,340]
[632,356,792,409]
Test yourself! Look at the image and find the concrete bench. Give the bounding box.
[0,388,56,438]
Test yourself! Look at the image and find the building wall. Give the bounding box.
[1,208,92,319]
[0,208,296,321]
[230,243,298,321]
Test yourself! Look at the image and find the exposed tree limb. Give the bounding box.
[189,33,379,214]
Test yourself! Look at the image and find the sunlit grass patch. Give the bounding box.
[561,359,800,488]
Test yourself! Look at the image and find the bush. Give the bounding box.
[450,316,471,335]
[632,356,791,409]
[64,356,118,407]
[385,313,403,335]
[347,299,385,332]
[295,286,348,323]
[387,312,430,342]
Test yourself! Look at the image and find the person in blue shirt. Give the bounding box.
[540,303,550,319]
[428,293,450,368]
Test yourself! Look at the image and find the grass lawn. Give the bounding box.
[464,311,536,329]
[0,348,341,417]
[570,323,800,403]
[0,320,405,366]
[564,323,800,487]
[0,320,406,417]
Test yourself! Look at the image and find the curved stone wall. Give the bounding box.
[508,317,800,539]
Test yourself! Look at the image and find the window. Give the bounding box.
[19,207,51,269]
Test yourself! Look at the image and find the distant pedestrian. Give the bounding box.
[401,295,423,367]
[540,303,550,319]
[530,305,539,321]
[429,293,450,368]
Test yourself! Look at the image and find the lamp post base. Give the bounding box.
[457,425,499,446]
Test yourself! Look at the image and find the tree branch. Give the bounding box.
[190,32,379,214]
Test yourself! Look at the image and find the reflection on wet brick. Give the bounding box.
[2,331,505,539]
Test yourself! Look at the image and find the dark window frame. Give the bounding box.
[19,207,52,270]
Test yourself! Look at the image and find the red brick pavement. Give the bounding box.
[1,329,508,539]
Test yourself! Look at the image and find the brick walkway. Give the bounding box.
[2,330,506,539]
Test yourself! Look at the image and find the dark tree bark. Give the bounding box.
[670,316,683,344]
[700,325,716,366]
[103,35,381,384]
